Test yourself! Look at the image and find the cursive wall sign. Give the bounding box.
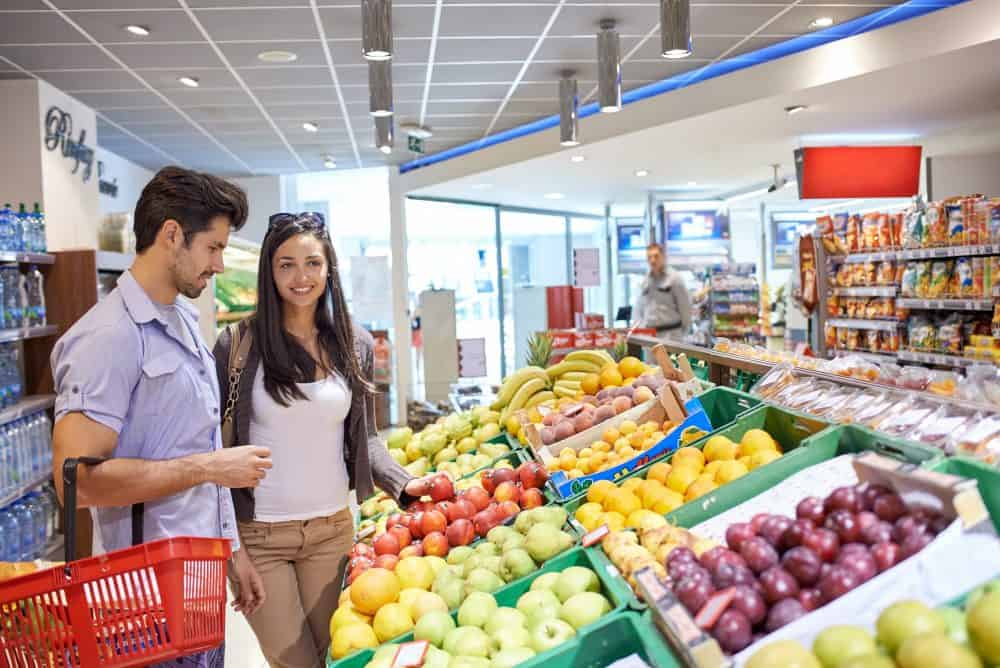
[97,161,118,197]
[44,106,95,182]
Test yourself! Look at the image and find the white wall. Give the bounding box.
[0,81,44,213]
[97,147,153,215]
[232,175,284,244]
[37,80,100,251]
[928,151,1000,200]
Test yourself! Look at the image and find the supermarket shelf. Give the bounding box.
[96,251,134,273]
[836,243,1000,264]
[0,394,55,427]
[830,349,899,364]
[897,298,994,311]
[0,324,58,343]
[833,286,898,297]
[896,350,979,368]
[0,469,51,509]
[827,318,903,331]
[994,285,1000,298]
[0,251,55,265]
[44,535,65,561]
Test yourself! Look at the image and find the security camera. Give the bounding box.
[767,164,786,193]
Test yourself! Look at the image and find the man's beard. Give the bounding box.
[171,253,208,299]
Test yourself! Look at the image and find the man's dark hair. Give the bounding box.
[647,242,664,253]
[134,166,248,253]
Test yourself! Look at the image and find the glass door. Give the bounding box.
[570,216,610,326]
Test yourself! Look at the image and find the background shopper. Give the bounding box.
[50,166,270,668]
[633,242,692,339]
[214,212,425,668]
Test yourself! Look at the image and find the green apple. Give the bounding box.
[414,610,456,648]
[433,574,466,610]
[490,647,535,668]
[447,546,475,566]
[530,573,560,593]
[462,555,484,578]
[424,646,451,668]
[936,607,967,646]
[476,542,501,558]
[481,556,503,578]
[553,567,600,603]
[457,437,478,454]
[811,626,876,668]
[484,608,527,636]
[487,526,518,547]
[458,592,498,629]
[965,578,1000,610]
[499,549,535,583]
[491,626,532,653]
[897,633,982,668]
[876,601,945,655]
[444,627,493,659]
[449,657,491,668]
[516,590,561,627]
[559,592,610,630]
[524,524,563,563]
[464,569,504,595]
[968,590,1000,664]
[499,533,526,553]
[530,619,576,653]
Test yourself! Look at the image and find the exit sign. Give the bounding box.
[408,135,424,154]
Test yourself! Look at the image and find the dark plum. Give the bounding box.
[759,567,800,604]
[796,497,826,524]
[669,559,710,583]
[725,522,756,553]
[818,565,860,603]
[837,550,877,583]
[798,588,823,612]
[825,486,862,514]
[712,562,757,590]
[667,546,698,566]
[675,575,715,615]
[873,494,906,523]
[781,547,823,587]
[750,513,773,534]
[893,515,929,544]
[825,509,862,544]
[765,598,808,632]
[802,528,840,563]
[860,520,894,546]
[699,546,731,573]
[758,516,794,549]
[860,484,892,511]
[740,537,779,574]
[871,542,901,572]
[729,585,767,626]
[712,609,753,654]
[780,519,816,551]
[899,532,933,560]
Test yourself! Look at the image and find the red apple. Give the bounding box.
[493,481,521,504]
[399,543,424,558]
[446,518,475,546]
[453,498,476,521]
[373,532,400,556]
[374,554,398,570]
[517,461,549,490]
[422,531,449,557]
[349,555,374,572]
[386,513,404,531]
[420,510,448,536]
[462,487,491,512]
[388,525,412,549]
[520,488,544,509]
[498,500,520,519]
[474,509,499,536]
[350,543,375,559]
[481,470,499,495]
[429,474,455,502]
[492,469,518,487]
[408,512,425,539]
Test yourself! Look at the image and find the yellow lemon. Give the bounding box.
[646,462,672,485]
[567,469,585,479]
[603,427,621,445]
[641,438,656,451]
[602,512,627,532]
[637,479,664,507]
[575,502,604,530]
[666,466,700,495]
[741,429,779,457]
[619,420,638,436]
[626,509,660,529]
[619,447,636,461]
[559,447,576,459]
[621,478,644,494]
[579,447,594,459]
[599,365,624,388]
[559,451,577,471]
[618,356,645,379]
[715,460,749,484]
[703,436,739,462]
[672,447,706,472]
[629,432,646,448]
[649,488,685,515]
[750,450,783,469]
[704,460,725,477]
[605,489,642,517]
[594,440,612,453]
[650,431,666,442]
[330,605,372,636]
[581,373,601,396]
[577,458,591,474]
[614,438,631,453]
[331,624,378,659]
[640,421,658,434]
[684,478,718,502]
[546,459,561,472]
[738,456,753,470]
[587,479,617,505]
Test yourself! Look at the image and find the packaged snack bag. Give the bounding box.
[971,257,985,297]
[825,323,837,349]
[928,260,952,298]
[967,199,988,245]
[914,261,931,298]
[927,203,947,246]
[817,215,839,254]
[862,261,877,285]
[902,209,926,248]
[861,214,879,250]
[865,329,880,351]
[846,215,861,252]
[884,330,901,351]
[895,262,905,284]
[909,317,937,351]
[891,212,904,248]
[946,202,965,246]
[836,263,852,287]
[985,257,994,296]
[877,261,895,285]
[990,200,1000,243]
[900,262,919,297]
[877,214,891,249]
[827,294,840,318]
[833,213,850,254]
[938,317,963,354]
[837,327,848,350]
[955,257,974,297]
[846,329,861,350]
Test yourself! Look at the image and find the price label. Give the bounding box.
[392,641,429,668]
[933,248,948,257]
[356,524,377,540]
[582,524,610,547]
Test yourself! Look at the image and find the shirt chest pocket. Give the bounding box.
[136,350,207,418]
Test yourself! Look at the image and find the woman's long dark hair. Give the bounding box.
[252,216,374,406]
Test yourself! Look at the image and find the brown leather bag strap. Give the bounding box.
[222,321,253,445]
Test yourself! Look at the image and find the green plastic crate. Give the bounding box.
[328,546,633,667]
[929,456,1000,533]
[517,611,681,668]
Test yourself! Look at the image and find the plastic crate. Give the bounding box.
[929,456,1000,533]
[327,546,633,667]
[517,610,681,668]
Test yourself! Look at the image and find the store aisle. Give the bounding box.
[225,589,267,668]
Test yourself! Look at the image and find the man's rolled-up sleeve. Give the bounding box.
[51,322,142,435]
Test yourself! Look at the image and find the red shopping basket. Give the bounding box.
[0,458,232,667]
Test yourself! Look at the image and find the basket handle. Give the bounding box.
[62,457,144,570]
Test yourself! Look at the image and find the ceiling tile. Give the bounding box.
[0,44,117,69]
[187,0,311,6]
[46,0,180,8]
[67,10,205,44]
[764,6,887,35]
[429,82,510,99]
[550,5,658,37]
[72,89,165,108]
[0,11,89,44]
[337,64,427,85]
[425,99,501,115]
[266,103,343,120]
[690,5,785,36]
[200,118,273,133]
[318,6,435,40]
[253,85,343,104]
[344,100,422,115]
[193,7,318,42]
[431,62,522,83]
[434,37,534,62]
[510,80,564,98]
[504,98,557,115]
[107,42,219,69]
[160,86,255,108]
[524,60,595,82]
[100,106,184,123]
[237,66,332,87]
[142,69,240,91]
[534,35,616,62]
[39,69,139,92]
[622,60,698,82]
[423,114,491,128]
[217,41,326,68]
[627,35,740,61]
[0,1,49,8]
[330,38,431,64]
[115,120,193,133]
[182,105,262,122]
[439,6,554,38]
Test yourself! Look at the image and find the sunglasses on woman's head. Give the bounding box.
[267,211,327,235]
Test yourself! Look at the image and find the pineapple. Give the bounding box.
[611,335,629,362]
[525,332,553,368]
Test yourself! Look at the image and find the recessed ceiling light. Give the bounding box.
[379,145,392,155]
[785,105,808,115]
[570,155,585,163]
[323,156,336,169]
[544,193,565,200]
[302,121,319,132]
[687,181,698,187]
[178,76,199,88]
[635,169,649,177]
[810,16,834,29]
[124,25,150,36]
[257,50,298,63]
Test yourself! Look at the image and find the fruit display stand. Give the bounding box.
[928,456,1000,532]
[328,546,634,668]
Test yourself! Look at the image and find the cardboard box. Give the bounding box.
[593,329,617,348]
[547,329,575,350]
[572,329,596,348]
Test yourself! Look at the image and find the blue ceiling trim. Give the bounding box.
[400,0,967,175]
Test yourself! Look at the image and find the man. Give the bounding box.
[51,166,269,668]
[633,242,692,339]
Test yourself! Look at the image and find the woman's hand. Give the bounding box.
[230,548,266,616]
[403,471,453,499]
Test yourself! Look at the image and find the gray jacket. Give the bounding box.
[213,318,413,522]
[635,269,692,333]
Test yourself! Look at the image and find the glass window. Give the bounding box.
[570,217,610,325]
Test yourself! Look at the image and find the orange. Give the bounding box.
[586,479,617,504]
[646,462,672,485]
[603,428,621,445]
[618,356,645,379]
[351,568,400,615]
[629,432,646,448]
[605,489,642,517]
[667,466,700,495]
[599,365,624,388]
[684,478,718,502]
[580,373,601,396]
[650,489,685,515]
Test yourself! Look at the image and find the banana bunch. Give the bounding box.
[545,349,615,399]
[492,366,553,421]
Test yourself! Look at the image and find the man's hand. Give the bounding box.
[403,471,452,498]
[207,446,272,489]
[230,549,266,615]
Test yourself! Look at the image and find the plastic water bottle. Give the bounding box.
[11,500,34,559]
[0,428,11,497]
[2,265,23,329]
[24,266,46,327]
[28,493,46,555]
[0,203,14,252]
[32,203,46,253]
[13,204,27,253]
[37,484,56,542]
[39,413,52,471]
[0,506,20,560]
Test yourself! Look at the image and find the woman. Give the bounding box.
[214,212,424,668]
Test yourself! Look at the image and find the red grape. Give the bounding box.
[669,559,710,583]
[765,598,807,632]
[729,585,767,626]
[825,486,861,513]
[893,515,929,544]
[797,588,823,612]
[860,520,894,546]
[871,542,901,572]
[825,510,861,544]
[740,537,779,574]
[796,497,825,524]
[781,546,823,586]
[818,565,860,603]
[802,528,840,563]
[712,562,756,590]
[899,532,933,560]
[837,550,877,583]
[860,484,892,511]
[758,516,794,548]
[667,546,698,566]
[725,523,756,553]
[675,575,715,615]
[873,494,906,523]
[780,519,816,551]
[759,567,800,604]
[712,609,753,654]
[750,513,772,534]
